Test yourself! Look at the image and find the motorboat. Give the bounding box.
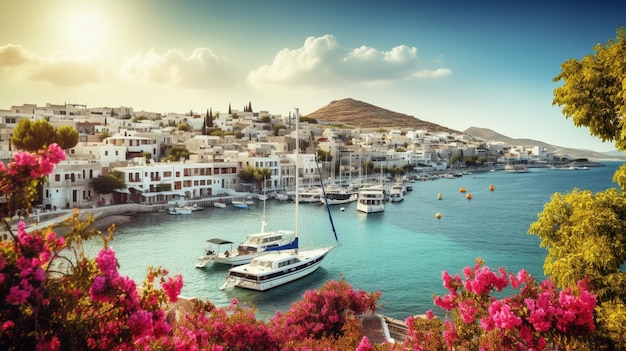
[197,197,297,267]
[221,108,339,291]
[232,201,249,209]
[320,187,358,206]
[220,246,335,291]
[504,164,528,173]
[195,231,298,267]
[356,186,385,213]
[388,183,405,202]
[169,207,192,215]
[289,187,323,203]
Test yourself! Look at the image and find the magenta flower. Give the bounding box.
[162,274,183,302]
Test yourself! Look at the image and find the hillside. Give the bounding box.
[464,127,624,161]
[302,98,622,161]
[305,98,460,133]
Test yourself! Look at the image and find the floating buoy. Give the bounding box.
[437,192,443,200]
[340,207,345,211]
[436,212,442,219]
[489,184,495,191]
[466,193,472,200]
[459,187,466,193]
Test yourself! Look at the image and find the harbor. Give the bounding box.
[73,162,621,321]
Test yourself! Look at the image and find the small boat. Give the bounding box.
[320,187,358,206]
[356,186,385,213]
[504,164,528,173]
[198,195,298,267]
[274,192,289,201]
[289,187,323,203]
[213,202,226,208]
[232,201,249,209]
[388,184,405,202]
[169,207,192,215]
[221,108,339,291]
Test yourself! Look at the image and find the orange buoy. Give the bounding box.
[466,193,472,200]
[489,184,495,191]
[459,187,466,193]
[436,212,442,219]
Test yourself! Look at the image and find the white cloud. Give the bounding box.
[0,44,104,86]
[248,35,451,88]
[119,48,240,89]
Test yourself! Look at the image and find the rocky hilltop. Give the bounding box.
[305,98,460,133]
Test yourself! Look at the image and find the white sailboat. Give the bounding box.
[221,108,338,291]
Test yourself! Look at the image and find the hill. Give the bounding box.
[303,98,623,161]
[305,98,460,134]
[464,127,625,161]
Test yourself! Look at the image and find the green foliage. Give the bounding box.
[90,172,126,195]
[55,125,79,149]
[178,122,191,132]
[12,119,57,151]
[316,148,333,162]
[260,115,271,123]
[300,116,317,124]
[141,152,152,161]
[98,131,111,141]
[162,145,190,162]
[238,166,270,190]
[528,188,626,348]
[273,124,285,136]
[553,27,626,150]
[11,119,79,151]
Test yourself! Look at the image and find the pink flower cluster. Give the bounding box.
[428,260,597,350]
[0,143,65,187]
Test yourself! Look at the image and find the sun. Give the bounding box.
[63,7,109,53]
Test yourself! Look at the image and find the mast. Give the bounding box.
[295,108,299,237]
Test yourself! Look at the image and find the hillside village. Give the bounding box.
[0,101,580,212]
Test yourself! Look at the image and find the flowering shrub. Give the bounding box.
[402,258,597,351]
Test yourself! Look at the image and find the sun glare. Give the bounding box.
[63,8,109,53]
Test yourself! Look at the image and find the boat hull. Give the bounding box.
[221,246,334,291]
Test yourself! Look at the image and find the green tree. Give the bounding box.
[528,189,626,349]
[12,119,79,151]
[529,27,626,349]
[90,171,126,194]
[162,146,190,162]
[55,125,79,149]
[178,122,191,132]
[12,119,57,151]
[238,166,271,191]
[553,27,626,153]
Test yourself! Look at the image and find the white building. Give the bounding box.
[114,159,240,204]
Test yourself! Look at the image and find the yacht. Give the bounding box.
[356,185,386,213]
[320,186,358,206]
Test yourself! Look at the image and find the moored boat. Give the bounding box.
[169,207,192,215]
[356,185,385,213]
[320,187,358,206]
[220,246,335,291]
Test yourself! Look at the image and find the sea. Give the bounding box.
[84,162,622,321]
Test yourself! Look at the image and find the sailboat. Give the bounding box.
[220,108,339,291]
[195,184,298,268]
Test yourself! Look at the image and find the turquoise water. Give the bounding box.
[86,162,622,320]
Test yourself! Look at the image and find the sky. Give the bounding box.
[0,0,624,152]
